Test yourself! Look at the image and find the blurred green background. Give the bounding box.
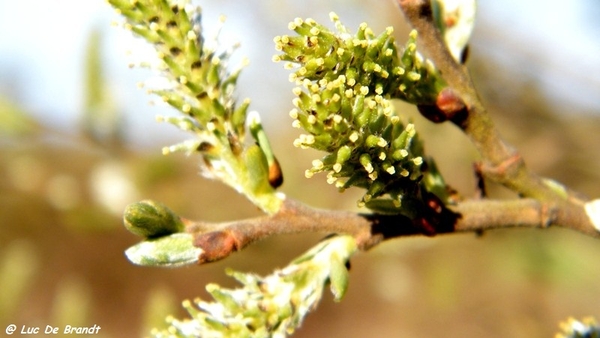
[1,1,600,337]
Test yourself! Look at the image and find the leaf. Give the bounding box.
[243,145,273,196]
[432,0,477,62]
[329,254,350,302]
[0,96,38,137]
[125,233,202,267]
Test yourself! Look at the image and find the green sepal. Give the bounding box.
[364,199,402,215]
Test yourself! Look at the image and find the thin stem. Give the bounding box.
[186,197,599,264]
[132,2,599,267]
[395,0,590,204]
[396,0,513,166]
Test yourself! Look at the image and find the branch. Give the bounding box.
[117,1,600,269]
[396,1,594,203]
[178,1,600,266]
[187,196,599,264]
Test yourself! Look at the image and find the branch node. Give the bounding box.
[195,230,241,264]
[480,153,523,183]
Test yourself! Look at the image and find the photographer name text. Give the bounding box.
[5,324,101,335]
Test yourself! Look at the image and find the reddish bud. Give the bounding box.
[268,157,284,188]
[436,87,465,119]
[418,88,468,126]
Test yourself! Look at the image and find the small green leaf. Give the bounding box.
[542,178,568,200]
[248,111,277,169]
[124,233,201,267]
[329,255,349,302]
[432,0,477,62]
[243,145,272,195]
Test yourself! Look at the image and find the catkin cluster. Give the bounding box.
[109,0,283,213]
[274,13,446,208]
[154,236,356,338]
[274,13,446,105]
[111,0,248,134]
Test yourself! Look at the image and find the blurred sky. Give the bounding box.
[0,0,599,149]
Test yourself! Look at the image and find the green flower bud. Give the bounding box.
[392,123,416,150]
[336,145,353,164]
[123,200,184,238]
[365,134,382,148]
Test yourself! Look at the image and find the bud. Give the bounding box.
[123,200,185,238]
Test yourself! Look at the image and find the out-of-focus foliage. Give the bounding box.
[0,97,39,137]
[82,27,123,146]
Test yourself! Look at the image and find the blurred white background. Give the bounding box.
[1,0,598,148]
